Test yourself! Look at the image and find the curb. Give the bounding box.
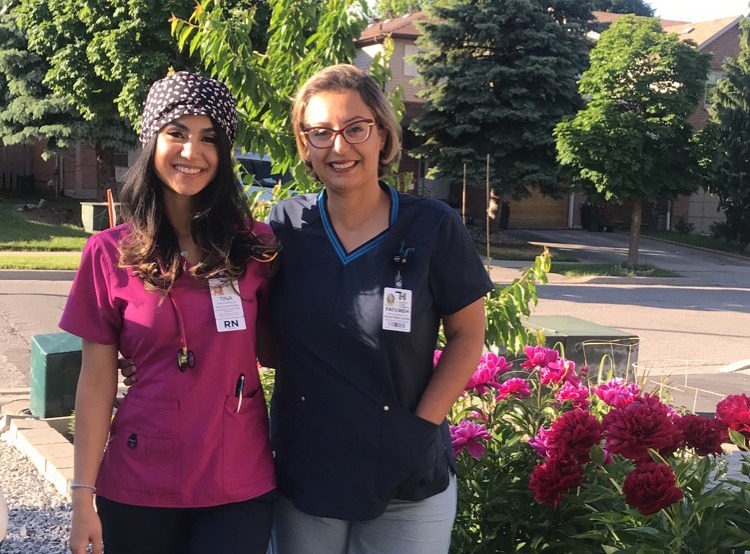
[0,411,74,501]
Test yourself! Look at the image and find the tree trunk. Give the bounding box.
[627,198,642,269]
[95,144,116,201]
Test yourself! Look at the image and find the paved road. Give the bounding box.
[1,230,749,412]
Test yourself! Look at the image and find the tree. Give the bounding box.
[373,0,426,18]
[172,0,370,189]
[14,0,263,188]
[555,15,709,268]
[591,0,653,16]
[0,0,83,151]
[702,16,750,244]
[411,0,594,200]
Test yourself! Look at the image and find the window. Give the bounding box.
[404,44,419,77]
[704,70,724,108]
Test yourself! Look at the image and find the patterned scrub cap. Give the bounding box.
[139,71,237,147]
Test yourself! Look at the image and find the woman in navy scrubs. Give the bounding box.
[267,64,494,554]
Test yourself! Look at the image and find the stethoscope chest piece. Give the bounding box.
[177,348,196,372]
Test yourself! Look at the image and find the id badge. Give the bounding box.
[382,287,412,332]
[209,278,246,332]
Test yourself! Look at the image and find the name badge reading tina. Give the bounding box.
[382,287,412,333]
[209,278,246,332]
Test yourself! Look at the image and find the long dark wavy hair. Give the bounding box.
[118,122,277,292]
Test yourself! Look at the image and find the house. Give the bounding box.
[354,11,744,232]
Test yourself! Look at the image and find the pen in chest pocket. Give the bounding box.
[235,373,245,413]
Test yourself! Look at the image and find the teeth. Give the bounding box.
[175,165,201,174]
[331,161,356,169]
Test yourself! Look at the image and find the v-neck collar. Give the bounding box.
[318,184,399,265]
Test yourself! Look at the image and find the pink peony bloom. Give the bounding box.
[450,420,492,459]
[546,409,603,464]
[602,394,683,463]
[529,458,584,508]
[433,349,443,368]
[556,381,591,409]
[528,426,549,458]
[592,378,641,409]
[465,352,512,394]
[521,345,559,371]
[715,393,750,441]
[623,462,684,515]
[540,358,580,387]
[496,377,532,401]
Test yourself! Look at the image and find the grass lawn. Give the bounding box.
[0,196,89,251]
[550,262,680,278]
[0,251,81,270]
[475,241,578,262]
[642,229,748,255]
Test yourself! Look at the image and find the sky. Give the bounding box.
[647,0,748,22]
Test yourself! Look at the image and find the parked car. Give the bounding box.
[236,150,293,202]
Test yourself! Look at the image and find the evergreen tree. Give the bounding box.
[411,0,593,199]
[0,0,83,150]
[703,16,750,243]
[591,0,653,16]
[374,0,426,18]
[555,15,709,267]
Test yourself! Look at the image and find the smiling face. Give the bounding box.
[301,90,385,194]
[153,114,219,199]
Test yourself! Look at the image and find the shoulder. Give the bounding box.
[268,193,320,230]
[82,223,130,258]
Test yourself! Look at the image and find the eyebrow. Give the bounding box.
[305,116,371,128]
[168,121,216,134]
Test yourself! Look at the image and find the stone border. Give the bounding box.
[0,410,73,501]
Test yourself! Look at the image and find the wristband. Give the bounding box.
[70,482,97,493]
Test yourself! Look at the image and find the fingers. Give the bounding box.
[118,357,136,383]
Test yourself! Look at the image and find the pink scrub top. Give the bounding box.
[59,223,276,508]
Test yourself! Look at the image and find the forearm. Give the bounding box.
[415,298,486,425]
[72,341,118,506]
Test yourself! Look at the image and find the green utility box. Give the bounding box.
[30,332,82,418]
[524,315,639,380]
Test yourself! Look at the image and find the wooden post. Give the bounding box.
[485,154,490,271]
[106,188,116,228]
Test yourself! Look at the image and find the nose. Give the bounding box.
[180,138,203,159]
[331,131,350,153]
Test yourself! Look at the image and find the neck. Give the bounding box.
[325,182,390,253]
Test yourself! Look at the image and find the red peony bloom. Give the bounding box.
[676,414,725,456]
[715,393,750,441]
[529,458,584,508]
[623,462,684,515]
[546,409,603,463]
[602,394,683,463]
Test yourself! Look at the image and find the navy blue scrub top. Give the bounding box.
[268,184,494,520]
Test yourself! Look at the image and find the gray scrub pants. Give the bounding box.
[268,475,457,554]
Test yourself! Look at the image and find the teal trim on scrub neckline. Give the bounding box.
[318,184,399,265]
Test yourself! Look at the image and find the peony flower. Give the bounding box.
[602,394,683,463]
[715,393,750,440]
[592,378,640,409]
[529,458,584,508]
[433,349,443,368]
[676,414,725,456]
[546,409,603,463]
[528,426,549,458]
[622,462,684,515]
[540,358,580,387]
[450,419,492,459]
[521,345,559,371]
[496,377,532,401]
[556,381,591,409]
[465,352,512,394]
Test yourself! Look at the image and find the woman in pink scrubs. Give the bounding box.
[61,72,277,554]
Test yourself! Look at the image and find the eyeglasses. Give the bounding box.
[301,119,375,149]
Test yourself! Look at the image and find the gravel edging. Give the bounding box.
[0,437,71,553]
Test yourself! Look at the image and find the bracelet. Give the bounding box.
[70,482,97,493]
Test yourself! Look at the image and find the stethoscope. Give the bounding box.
[169,292,195,371]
